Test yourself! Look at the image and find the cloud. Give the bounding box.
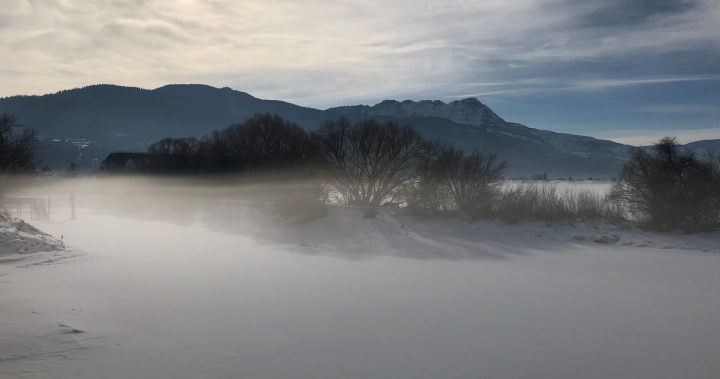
[0,0,718,137]
[565,0,699,28]
[634,105,720,113]
[444,74,720,100]
[572,75,720,89]
[605,127,720,145]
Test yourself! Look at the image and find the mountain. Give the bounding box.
[335,115,630,178]
[0,84,329,149]
[328,98,632,162]
[2,84,712,177]
[685,139,720,156]
[331,98,509,129]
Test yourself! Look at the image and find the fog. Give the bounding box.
[2,177,720,378]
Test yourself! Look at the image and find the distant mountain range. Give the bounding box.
[1,84,716,177]
[683,139,720,156]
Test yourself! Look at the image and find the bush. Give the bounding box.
[361,207,378,219]
[442,147,507,219]
[312,118,426,207]
[608,137,720,232]
[494,183,625,224]
[495,183,571,222]
[404,140,457,213]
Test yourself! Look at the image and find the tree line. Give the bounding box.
[0,110,717,232]
[146,113,509,216]
[146,113,719,231]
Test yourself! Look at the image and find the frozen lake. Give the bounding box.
[2,203,720,378]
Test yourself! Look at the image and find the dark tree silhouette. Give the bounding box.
[404,139,455,212]
[148,136,207,173]
[202,113,317,175]
[312,118,426,207]
[148,113,318,175]
[0,113,40,196]
[609,137,720,232]
[443,147,508,217]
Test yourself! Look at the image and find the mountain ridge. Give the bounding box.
[329,98,632,161]
[1,84,714,176]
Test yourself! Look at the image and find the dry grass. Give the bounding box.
[493,183,626,224]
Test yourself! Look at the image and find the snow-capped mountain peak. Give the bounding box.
[328,97,632,161]
[329,98,508,129]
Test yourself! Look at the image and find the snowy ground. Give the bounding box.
[2,191,720,378]
[0,214,75,277]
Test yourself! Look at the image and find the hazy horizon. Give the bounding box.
[2,0,719,145]
[2,3,719,377]
[2,82,718,146]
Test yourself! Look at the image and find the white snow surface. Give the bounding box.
[2,194,720,378]
[0,215,75,275]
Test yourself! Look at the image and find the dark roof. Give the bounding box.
[101,152,154,164]
[100,152,158,172]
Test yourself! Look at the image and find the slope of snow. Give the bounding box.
[2,197,720,379]
[0,214,77,277]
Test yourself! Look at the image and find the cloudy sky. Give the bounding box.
[2,0,718,144]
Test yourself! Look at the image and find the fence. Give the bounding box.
[1,194,76,222]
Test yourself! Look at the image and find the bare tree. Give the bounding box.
[149,113,318,176]
[443,147,507,217]
[313,118,426,207]
[0,113,40,196]
[209,113,317,174]
[149,136,206,173]
[608,137,720,232]
[404,139,455,212]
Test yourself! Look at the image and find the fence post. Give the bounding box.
[70,193,76,220]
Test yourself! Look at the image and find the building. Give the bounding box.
[99,152,158,174]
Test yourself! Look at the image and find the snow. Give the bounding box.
[0,215,75,277]
[2,189,720,378]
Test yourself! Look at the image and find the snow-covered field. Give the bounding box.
[2,184,720,378]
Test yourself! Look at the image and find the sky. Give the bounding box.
[1,0,718,145]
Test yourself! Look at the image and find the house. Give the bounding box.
[37,165,54,176]
[99,152,158,174]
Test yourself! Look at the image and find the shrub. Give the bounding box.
[494,183,626,224]
[608,137,720,232]
[442,147,507,219]
[495,183,571,222]
[362,207,379,219]
[312,118,426,207]
[404,140,457,213]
